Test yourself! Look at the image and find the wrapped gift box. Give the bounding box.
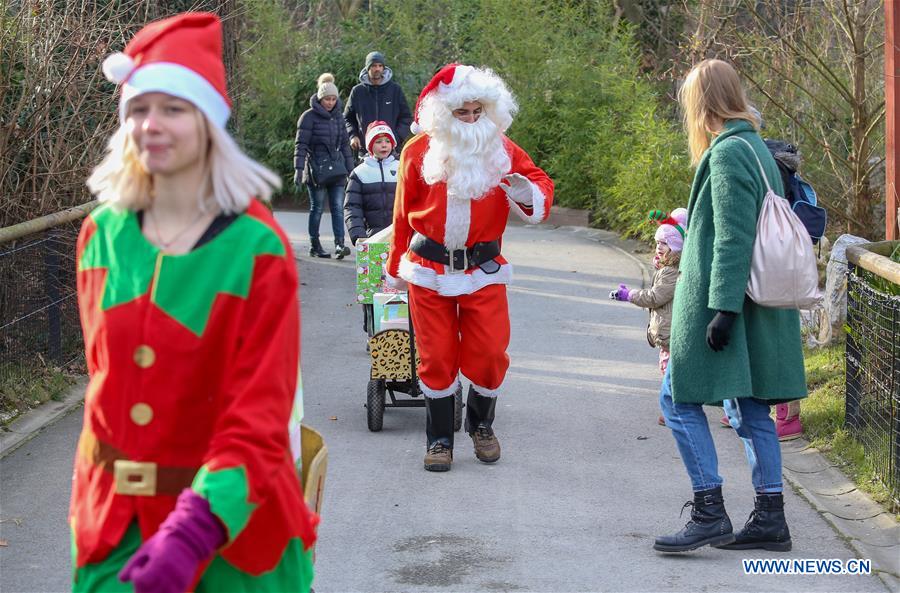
[356,226,398,304]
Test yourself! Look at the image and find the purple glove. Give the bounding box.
[119,489,226,593]
[611,283,631,301]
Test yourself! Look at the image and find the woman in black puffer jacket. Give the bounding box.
[293,73,355,258]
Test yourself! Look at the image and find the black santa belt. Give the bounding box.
[409,233,501,273]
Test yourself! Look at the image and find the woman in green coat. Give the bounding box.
[653,59,807,554]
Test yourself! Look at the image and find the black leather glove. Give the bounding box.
[293,170,302,188]
[706,310,737,352]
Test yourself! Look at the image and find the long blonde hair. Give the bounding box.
[677,59,759,166]
[87,107,281,213]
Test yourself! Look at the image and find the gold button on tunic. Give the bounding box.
[133,345,155,368]
[129,403,153,426]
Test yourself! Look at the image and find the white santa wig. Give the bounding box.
[414,65,518,136]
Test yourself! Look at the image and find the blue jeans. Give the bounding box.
[307,182,346,243]
[659,365,783,493]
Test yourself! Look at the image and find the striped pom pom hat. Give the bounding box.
[649,207,688,252]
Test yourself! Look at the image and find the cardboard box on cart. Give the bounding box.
[373,292,409,332]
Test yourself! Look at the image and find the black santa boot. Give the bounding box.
[465,386,500,463]
[653,487,735,552]
[424,395,455,472]
[717,493,792,551]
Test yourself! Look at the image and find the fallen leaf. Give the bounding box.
[329,416,338,421]
[0,539,8,547]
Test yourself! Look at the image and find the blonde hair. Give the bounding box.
[87,109,281,213]
[677,59,759,166]
[659,247,681,268]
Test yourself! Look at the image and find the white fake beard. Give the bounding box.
[422,115,510,201]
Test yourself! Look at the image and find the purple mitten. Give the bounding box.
[615,283,631,301]
[119,489,226,593]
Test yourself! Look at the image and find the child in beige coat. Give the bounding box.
[611,208,686,424]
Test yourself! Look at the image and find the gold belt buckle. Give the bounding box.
[113,460,158,496]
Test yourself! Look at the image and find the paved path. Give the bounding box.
[0,212,887,592]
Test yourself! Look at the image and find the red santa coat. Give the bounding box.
[387,133,554,296]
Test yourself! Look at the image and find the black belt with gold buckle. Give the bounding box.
[409,233,500,273]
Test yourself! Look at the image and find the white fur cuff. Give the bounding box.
[399,257,513,297]
[467,378,501,397]
[420,378,460,399]
[508,182,546,224]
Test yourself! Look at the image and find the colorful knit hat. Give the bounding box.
[649,208,688,252]
[101,12,231,128]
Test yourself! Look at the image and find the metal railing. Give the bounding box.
[845,241,900,509]
[0,202,96,407]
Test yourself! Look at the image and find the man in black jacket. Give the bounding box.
[344,52,413,154]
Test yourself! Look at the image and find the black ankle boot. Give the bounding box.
[424,395,455,472]
[717,493,792,551]
[334,241,351,260]
[654,487,734,552]
[309,238,331,258]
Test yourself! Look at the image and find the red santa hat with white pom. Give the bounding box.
[410,63,516,135]
[101,12,231,128]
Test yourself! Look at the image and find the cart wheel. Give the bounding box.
[453,384,463,432]
[367,379,386,432]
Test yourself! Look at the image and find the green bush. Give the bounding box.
[235,0,694,237]
[603,103,693,238]
[236,0,307,198]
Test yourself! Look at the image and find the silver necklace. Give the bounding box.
[148,207,208,250]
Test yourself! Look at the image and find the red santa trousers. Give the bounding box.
[408,283,510,396]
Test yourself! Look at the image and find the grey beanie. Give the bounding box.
[365,51,385,70]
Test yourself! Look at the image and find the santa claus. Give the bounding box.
[386,64,554,472]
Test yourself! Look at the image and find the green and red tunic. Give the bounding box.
[70,199,317,587]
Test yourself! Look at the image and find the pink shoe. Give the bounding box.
[719,415,732,428]
[658,415,666,426]
[776,403,803,441]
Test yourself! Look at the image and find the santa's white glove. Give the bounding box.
[384,271,408,292]
[500,173,534,207]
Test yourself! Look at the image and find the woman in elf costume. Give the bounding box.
[71,12,317,593]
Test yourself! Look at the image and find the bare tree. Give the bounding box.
[0,0,247,228]
[692,0,885,238]
[336,0,365,19]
